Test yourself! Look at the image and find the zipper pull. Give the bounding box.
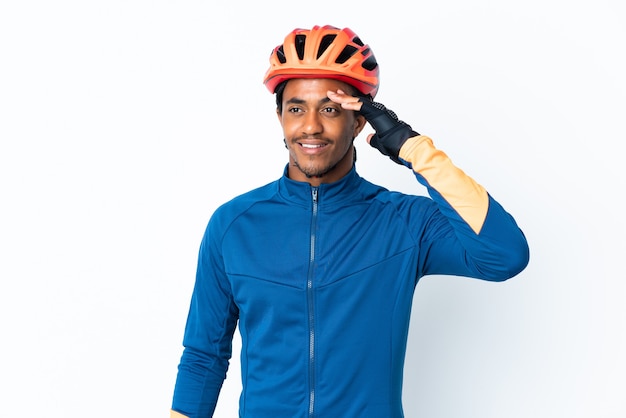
[312,187,318,203]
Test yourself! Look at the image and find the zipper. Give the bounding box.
[307,187,319,417]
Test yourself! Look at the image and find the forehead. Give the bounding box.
[283,78,358,99]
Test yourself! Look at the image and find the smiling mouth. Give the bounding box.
[300,143,326,149]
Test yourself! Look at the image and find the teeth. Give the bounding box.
[302,144,323,149]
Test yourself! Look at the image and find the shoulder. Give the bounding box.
[358,176,434,209]
[208,180,279,229]
[218,179,278,213]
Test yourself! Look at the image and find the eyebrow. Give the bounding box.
[285,97,333,106]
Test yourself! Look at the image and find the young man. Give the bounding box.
[171,25,529,418]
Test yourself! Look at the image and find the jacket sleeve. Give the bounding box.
[398,135,529,281]
[171,214,239,417]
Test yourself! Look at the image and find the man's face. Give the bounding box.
[277,78,366,186]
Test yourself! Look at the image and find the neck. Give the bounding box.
[288,145,355,187]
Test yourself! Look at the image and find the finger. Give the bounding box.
[341,101,363,111]
[327,90,362,111]
[366,133,374,144]
[327,89,359,102]
[327,89,348,100]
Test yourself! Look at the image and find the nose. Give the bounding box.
[302,111,323,135]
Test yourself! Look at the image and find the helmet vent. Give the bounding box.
[276,46,287,64]
[352,36,365,47]
[335,45,358,64]
[362,55,378,71]
[317,34,337,59]
[295,34,306,60]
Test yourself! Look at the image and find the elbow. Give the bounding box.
[492,238,530,282]
[511,241,530,278]
[471,233,530,282]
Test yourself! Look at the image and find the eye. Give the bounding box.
[321,106,338,114]
[288,106,303,113]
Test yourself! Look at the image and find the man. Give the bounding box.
[171,25,529,417]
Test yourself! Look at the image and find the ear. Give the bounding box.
[275,107,282,120]
[353,114,367,138]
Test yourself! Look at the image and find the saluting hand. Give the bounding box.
[327,90,419,165]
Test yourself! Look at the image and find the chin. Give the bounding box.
[294,161,336,179]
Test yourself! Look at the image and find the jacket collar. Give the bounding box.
[277,164,363,207]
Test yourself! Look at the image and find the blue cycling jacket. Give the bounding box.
[172,135,529,417]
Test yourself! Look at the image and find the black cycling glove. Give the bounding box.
[358,98,419,165]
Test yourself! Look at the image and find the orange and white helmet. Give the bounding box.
[263,25,380,98]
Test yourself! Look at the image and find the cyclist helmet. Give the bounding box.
[263,25,380,98]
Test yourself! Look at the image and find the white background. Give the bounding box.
[1,1,625,417]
